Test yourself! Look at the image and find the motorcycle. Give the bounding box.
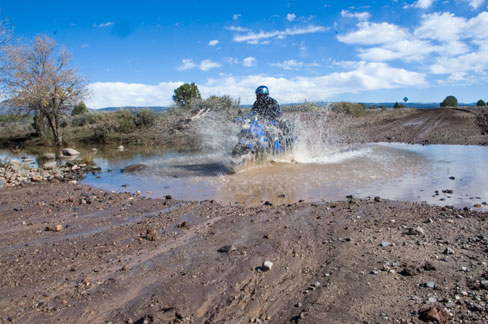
[229,113,294,173]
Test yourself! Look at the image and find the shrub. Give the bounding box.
[393,102,405,109]
[71,112,100,127]
[329,102,366,116]
[72,102,88,115]
[134,108,157,128]
[173,82,201,109]
[476,99,486,107]
[440,95,458,107]
[114,109,136,133]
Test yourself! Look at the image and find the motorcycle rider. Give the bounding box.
[251,85,282,121]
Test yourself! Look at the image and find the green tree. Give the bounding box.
[1,35,88,146]
[172,82,201,108]
[476,99,486,107]
[440,95,458,107]
[72,101,88,115]
[393,102,405,109]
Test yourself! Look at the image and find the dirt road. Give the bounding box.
[325,108,488,146]
[1,183,487,323]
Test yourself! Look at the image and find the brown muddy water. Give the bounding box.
[2,143,488,209]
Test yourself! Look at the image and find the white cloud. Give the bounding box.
[177,59,221,71]
[243,57,257,67]
[271,59,320,70]
[199,59,222,71]
[177,59,197,71]
[232,25,328,44]
[341,10,371,21]
[208,39,219,46]
[338,22,409,45]
[81,44,89,48]
[86,62,426,108]
[463,0,485,9]
[287,13,296,22]
[87,81,183,108]
[338,11,488,82]
[224,57,239,64]
[226,26,250,32]
[403,0,435,9]
[233,14,241,20]
[93,22,114,28]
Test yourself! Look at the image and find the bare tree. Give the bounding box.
[1,35,88,146]
[0,18,13,48]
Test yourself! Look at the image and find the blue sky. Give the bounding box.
[1,0,487,108]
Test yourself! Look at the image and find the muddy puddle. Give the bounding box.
[2,143,488,209]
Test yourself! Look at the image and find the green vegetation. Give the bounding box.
[173,82,201,109]
[476,99,486,107]
[440,95,458,107]
[393,102,406,109]
[72,102,88,115]
[281,102,323,112]
[329,102,366,116]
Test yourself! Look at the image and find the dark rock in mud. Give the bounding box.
[217,245,236,253]
[145,228,158,241]
[419,306,450,323]
[121,164,147,173]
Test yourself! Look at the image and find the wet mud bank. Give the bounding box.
[1,182,487,323]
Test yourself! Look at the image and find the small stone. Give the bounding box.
[264,201,272,206]
[46,225,63,232]
[427,296,438,303]
[374,196,382,202]
[425,281,435,288]
[423,262,437,271]
[146,228,158,241]
[419,306,450,323]
[370,269,379,275]
[473,204,482,208]
[217,245,236,253]
[62,148,80,156]
[401,265,419,276]
[380,241,391,247]
[407,226,425,235]
[479,280,488,289]
[31,175,43,182]
[443,247,454,255]
[165,195,172,200]
[313,281,320,287]
[262,261,273,271]
[449,176,455,180]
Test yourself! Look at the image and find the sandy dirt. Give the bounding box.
[1,107,488,324]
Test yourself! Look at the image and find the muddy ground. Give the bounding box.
[1,107,488,324]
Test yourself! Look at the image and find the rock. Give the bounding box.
[165,195,172,200]
[176,221,190,229]
[262,261,273,271]
[400,265,420,276]
[42,161,57,170]
[380,241,391,247]
[91,148,98,153]
[43,153,56,160]
[264,201,273,206]
[449,176,455,180]
[31,175,43,182]
[423,261,437,271]
[374,196,382,202]
[46,225,62,232]
[407,226,425,235]
[121,164,147,173]
[118,145,124,151]
[217,245,236,253]
[443,247,455,255]
[145,228,158,241]
[62,148,80,156]
[425,281,435,288]
[479,280,488,289]
[419,306,450,323]
[473,204,482,208]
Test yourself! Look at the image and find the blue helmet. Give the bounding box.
[255,85,269,97]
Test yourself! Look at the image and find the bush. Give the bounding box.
[329,102,366,116]
[72,102,88,115]
[71,112,100,127]
[393,102,405,109]
[134,108,157,128]
[476,99,486,107]
[114,109,136,133]
[440,95,458,107]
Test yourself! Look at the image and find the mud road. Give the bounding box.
[1,182,487,323]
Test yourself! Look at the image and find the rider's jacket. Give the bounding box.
[251,96,282,120]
